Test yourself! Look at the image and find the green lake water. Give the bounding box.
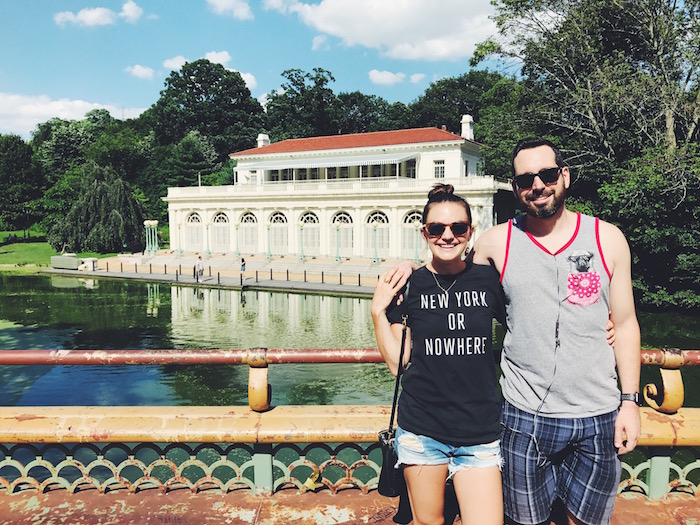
[0,274,698,407]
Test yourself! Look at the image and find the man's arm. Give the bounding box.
[600,221,641,454]
[472,223,509,271]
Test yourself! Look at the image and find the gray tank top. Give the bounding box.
[500,213,619,417]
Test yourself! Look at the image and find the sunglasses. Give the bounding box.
[513,167,562,190]
[424,222,471,237]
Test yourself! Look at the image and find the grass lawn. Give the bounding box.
[0,233,118,271]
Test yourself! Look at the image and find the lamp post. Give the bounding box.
[298,221,306,261]
[334,222,341,262]
[143,220,151,255]
[371,221,379,264]
[413,220,422,264]
[152,220,159,253]
[266,221,271,261]
[234,221,240,258]
[205,222,211,257]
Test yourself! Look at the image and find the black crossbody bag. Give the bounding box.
[377,284,409,498]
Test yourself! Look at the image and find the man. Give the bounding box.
[474,137,641,524]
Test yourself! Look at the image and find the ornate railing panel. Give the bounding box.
[0,347,698,500]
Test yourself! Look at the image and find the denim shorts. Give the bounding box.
[394,426,502,479]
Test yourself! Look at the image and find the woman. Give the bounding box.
[371,184,504,525]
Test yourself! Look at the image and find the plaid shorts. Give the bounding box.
[500,401,621,525]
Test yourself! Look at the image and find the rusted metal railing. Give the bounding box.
[0,347,698,499]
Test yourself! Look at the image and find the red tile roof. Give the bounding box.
[231,127,467,157]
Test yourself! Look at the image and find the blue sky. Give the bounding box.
[0,0,499,139]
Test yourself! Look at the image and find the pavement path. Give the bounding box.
[48,251,409,297]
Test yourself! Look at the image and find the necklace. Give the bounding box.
[431,270,459,294]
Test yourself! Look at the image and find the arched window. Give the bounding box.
[185,213,203,252]
[211,212,230,253]
[269,212,288,256]
[402,210,425,260]
[331,212,354,258]
[299,212,320,257]
[365,211,389,259]
[239,212,257,254]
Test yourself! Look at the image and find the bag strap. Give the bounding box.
[387,280,410,430]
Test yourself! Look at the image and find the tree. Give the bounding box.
[143,59,265,160]
[167,131,219,188]
[47,163,145,253]
[473,0,700,167]
[265,68,341,140]
[408,70,512,132]
[0,134,44,235]
[472,0,700,307]
[599,146,700,308]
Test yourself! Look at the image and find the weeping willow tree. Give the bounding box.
[47,162,145,253]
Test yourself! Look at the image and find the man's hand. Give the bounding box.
[614,402,641,454]
[384,261,418,305]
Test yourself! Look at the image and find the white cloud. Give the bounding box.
[0,92,144,139]
[119,1,144,23]
[265,0,496,62]
[311,35,328,51]
[54,7,116,27]
[207,0,254,20]
[205,51,233,66]
[163,55,188,70]
[238,72,258,90]
[410,73,426,84]
[369,70,406,86]
[54,1,143,27]
[125,65,155,79]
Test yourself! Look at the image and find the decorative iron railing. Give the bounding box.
[0,347,698,499]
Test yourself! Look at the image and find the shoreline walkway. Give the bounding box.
[46,250,403,297]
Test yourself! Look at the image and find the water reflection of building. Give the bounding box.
[170,287,375,349]
[164,116,511,260]
[146,283,160,317]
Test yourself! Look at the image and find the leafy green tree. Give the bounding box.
[265,68,341,139]
[85,125,151,183]
[473,0,700,307]
[167,131,219,187]
[32,118,93,185]
[142,59,264,160]
[0,134,44,235]
[337,92,393,134]
[408,70,512,132]
[47,163,145,253]
[40,166,85,234]
[599,146,699,308]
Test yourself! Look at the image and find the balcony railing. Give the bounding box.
[0,347,698,500]
[165,176,507,200]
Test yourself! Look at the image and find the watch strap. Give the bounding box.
[620,392,641,406]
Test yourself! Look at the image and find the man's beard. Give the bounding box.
[521,186,566,219]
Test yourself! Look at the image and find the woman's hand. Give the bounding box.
[606,312,616,347]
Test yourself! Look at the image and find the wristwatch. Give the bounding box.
[620,392,641,406]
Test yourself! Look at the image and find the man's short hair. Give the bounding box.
[511,137,566,177]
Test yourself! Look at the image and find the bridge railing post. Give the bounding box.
[253,443,274,496]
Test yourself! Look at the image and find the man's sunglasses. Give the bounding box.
[424,222,471,237]
[513,167,562,190]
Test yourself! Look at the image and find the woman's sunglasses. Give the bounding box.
[424,222,471,237]
[513,167,562,190]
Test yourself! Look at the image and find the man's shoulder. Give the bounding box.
[473,221,510,266]
[476,221,510,245]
